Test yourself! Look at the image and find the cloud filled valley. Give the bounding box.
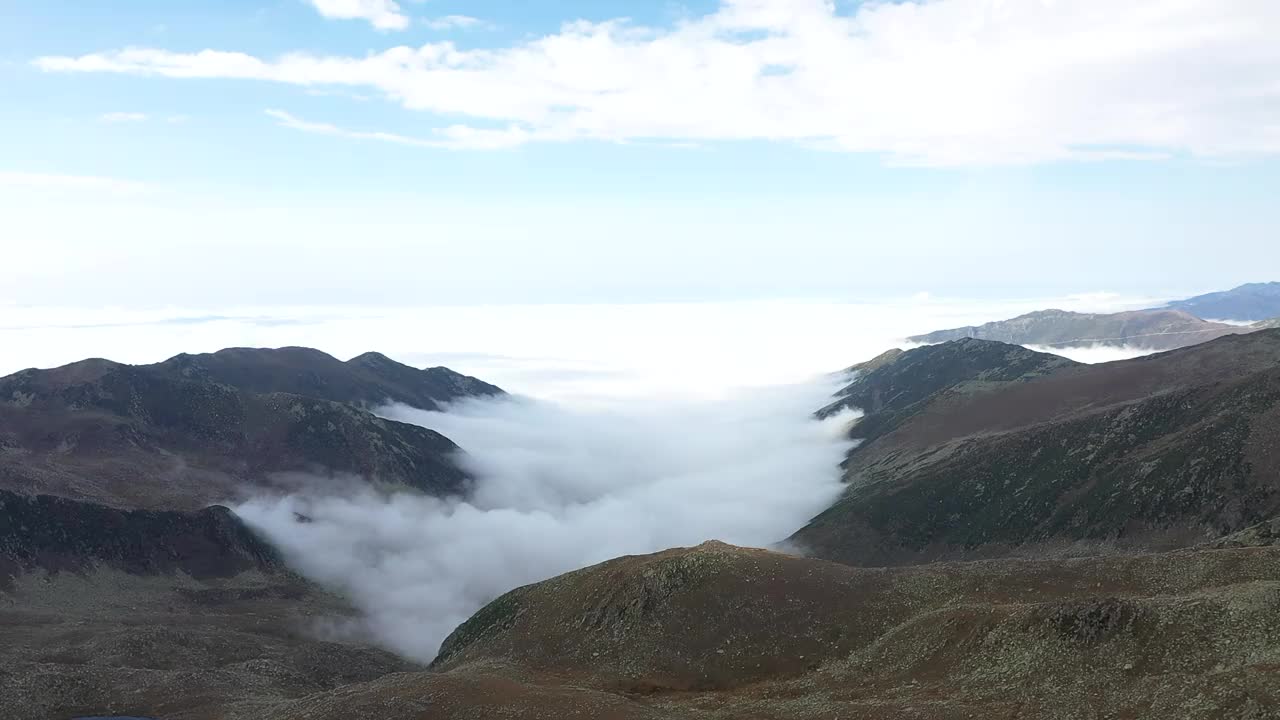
[234,381,857,661]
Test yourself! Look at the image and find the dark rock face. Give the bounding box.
[152,347,503,411]
[1162,281,1280,322]
[794,331,1280,565]
[0,349,484,510]
[0,489,282,589]
[908,308,1247,351]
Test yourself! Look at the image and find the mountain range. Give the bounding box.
[908,281,1280,351]
[1163,281,1280,321]
[7,330,1280,718]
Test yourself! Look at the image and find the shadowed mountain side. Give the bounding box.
[152,347,503,411]
[908,308,1249,351]
[794,331,1280,565]
[1162,281,1280,322]
[0,489,281,589]
[0,358,471,509]
[271,541,1280,720]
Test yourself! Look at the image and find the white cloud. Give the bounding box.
[423,14,483,31]
[0,171,146,193]
[1025,343,1160,364]
[234,384,856,661]
[100,111,148,122]
[265,108,532,149]
[33,0,1280,164]
[307,0,409,31]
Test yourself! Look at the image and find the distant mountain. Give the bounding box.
[907,308,1248,351]
[1162,281,1280,321]
[0,348,500,510]
[793,331,1280,566]
[1255,317,1280,329]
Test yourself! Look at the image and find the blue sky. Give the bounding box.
[2,0,1279,307]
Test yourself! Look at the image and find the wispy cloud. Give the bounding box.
[265,108,532,150]
[423,14,484,31]
[0,171,147,193]
[307,0,408,31]
[100,111,148,123]
[34,0,1280,164]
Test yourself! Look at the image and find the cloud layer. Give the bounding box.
[308,0,409,31]
[233,383,856,661]
[35,0,1280,162]
[1026,343,1160,364]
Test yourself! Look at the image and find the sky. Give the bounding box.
[1,0,1279,312]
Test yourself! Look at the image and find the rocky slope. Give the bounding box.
[1162,281,1280,322]
[908,308,1248,351]
[793,330,1280,565]
[0,348,494,510]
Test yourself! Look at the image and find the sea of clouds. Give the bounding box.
[234,383,858,661]
[4,294,1172,661]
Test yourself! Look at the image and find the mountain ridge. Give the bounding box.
[907,308,1248,350]
[0,347,499,510]
[793,330,1280,565]
[1162,281,1280,321]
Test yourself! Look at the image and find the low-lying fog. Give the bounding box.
[236,384,858,661]
[2,295,1171,661]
